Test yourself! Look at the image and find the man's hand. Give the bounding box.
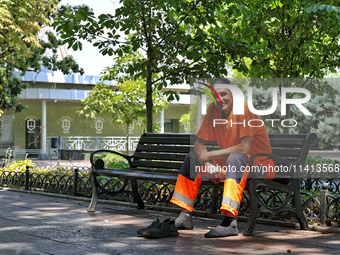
[197,151,211,165]
[205,162,222,184]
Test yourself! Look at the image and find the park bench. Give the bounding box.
[88,132,317,235]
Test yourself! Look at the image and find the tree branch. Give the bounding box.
[241,58,249,72]
[140,0,150,50]
[153,1,201,50]
[265,64,280,77]
[152,55,204,85]
[308,36,339,78]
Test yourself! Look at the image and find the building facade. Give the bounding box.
[0,69,190,159]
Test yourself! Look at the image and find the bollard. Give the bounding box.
[320,182,329,227]
[73,168,79,196]
[25,166,30,190]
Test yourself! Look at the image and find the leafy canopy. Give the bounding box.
[79,78,168,128]
[52,1,231,132]
[218,1,340,133]
[0,0,59,65]
[220,1,340,81]
[0,1,84,115]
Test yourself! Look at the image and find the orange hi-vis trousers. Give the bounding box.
[170,152,275,218]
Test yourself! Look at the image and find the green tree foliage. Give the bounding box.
[19,31,84,75]
[250,83,340,150]
[179,86,215,133]
[79,79,167,154]
[219,1,340,133]
[222,1,340,79]
[0,0,57,115]
[52,1,231,132]
[294,82,340,150]
[0,1,84,115]
[248,86,282,134]
[0,0,59,65]
[0,66,28,114]
[179,101,197,134]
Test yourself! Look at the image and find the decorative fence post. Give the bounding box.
[73,168,79,196]
[306,171,312,191]
[320,182,329,227]
[25,166,30,190]
[211,185,219,214]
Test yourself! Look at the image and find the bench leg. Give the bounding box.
[243,185,258,236]
[131,179,144,209]
[294,191,309,230]
[87,171,98,212]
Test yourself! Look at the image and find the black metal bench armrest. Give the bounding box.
[90,149,133,169]
[249,153,299,179]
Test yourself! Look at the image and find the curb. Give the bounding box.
[1,187,339,234]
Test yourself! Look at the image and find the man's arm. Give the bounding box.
[194,136,251,184]
[194,138,221,184]
[194,138,207,165]
[197,136,252,163]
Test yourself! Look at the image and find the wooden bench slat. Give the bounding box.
[131,160,183,169]
[139,137,219,147]
[142,133,197,138]
[113,168,179,175]
[134,152,187,161]
[129,167,180,175]
[136,145,192,153]
[96,169,179,181]
[269,138,304,147]
[139,137,191,145]
[271,148,301,157]
[139,134,218,146]
[268,134,309,139]
[96,169,211,182]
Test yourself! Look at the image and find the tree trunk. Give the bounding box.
[146,49,153,133]
[282,104,291,134]
[282,79,291,134]
[126,123,129,155]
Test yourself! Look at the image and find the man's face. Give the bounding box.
[213,88,233,115]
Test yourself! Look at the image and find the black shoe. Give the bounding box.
[137,218,160,236]
[142,218,179,238]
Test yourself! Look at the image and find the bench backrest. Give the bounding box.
[131,133,218,171]
[268,133,317,165]
[131,133,317,172]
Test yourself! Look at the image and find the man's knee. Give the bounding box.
[226,152,249,166]
[183,151,198,163]
[180,151,199,180]
[225,152,249,183]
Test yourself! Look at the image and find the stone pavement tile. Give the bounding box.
[172,231,294,255]
[0,243,48,255]
[0,221,164,255]
[0,228,104,255]
[251,231,340,254]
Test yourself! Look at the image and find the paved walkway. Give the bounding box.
[0,189,339,255]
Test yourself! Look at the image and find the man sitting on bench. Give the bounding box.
[170,78,276,238]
